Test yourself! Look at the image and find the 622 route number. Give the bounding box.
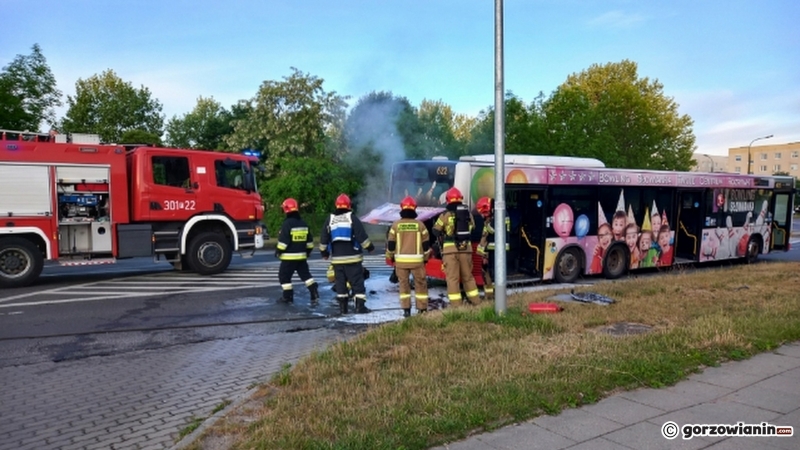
[163,200,196,211]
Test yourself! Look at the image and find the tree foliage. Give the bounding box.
[60,69,164,143]
[542,60,695,170]
[416,99,467,159]
[260,155,361,236]
[165,96,233,149]
[120,129,162,146]
[226,68,348,163]
[0,44,62,131]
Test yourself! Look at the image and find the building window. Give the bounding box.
[760,165,768,172]
[775,152,782,159]
[735,155,742,161]
[734,166,741,173]
[791,164,798,171]
[792,151,799,158]
[774,164,781,172]
[760,153,768,160]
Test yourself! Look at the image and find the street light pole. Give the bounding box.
[747,134,774,174]
[703,154,714,172]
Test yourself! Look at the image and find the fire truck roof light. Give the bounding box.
[243,150,261,158]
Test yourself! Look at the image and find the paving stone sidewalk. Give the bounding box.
[432,343,800,450]
[0,328,348,450]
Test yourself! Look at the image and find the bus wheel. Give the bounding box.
[0,237,44,288]
[745,238,760,264]
[554,248,581,284]
[186,232,232,275]
[603,244,629,279]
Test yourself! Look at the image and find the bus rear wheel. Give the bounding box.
[0,237,44,288]
[186,232,232,275]
[554,248,581,284]
[603,244,629,279]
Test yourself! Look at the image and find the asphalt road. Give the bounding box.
[1,243,799,450]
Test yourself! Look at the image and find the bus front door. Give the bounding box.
[675,190,704,262]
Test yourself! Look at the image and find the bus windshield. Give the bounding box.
[390,161,457,207]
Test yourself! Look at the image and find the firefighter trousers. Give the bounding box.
[279,260,318,296]
[482,252,494,300]
[333,262,366,302]
[442,252,480,306]
[396,265,429,311]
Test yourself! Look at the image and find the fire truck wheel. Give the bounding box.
[186,232,232,275]
[0,237,44,288]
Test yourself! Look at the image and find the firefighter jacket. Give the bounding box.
[386,213,431,269]
[476,216,511,257]
[432,203,475,255]
[276,213,314,261]
[319,209,375,265]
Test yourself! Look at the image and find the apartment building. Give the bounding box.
[690,154,729,173]
[727,141,800,176]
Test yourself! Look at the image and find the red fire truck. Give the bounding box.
[0,130,266,288]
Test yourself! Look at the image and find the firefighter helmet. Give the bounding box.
[281,198,299,213]
[445,187,464,204]
[400,196,417,211]
[476,196,492,217]
[335,193,352,209]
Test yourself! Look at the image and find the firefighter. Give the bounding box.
[386,196,431,317]
[432,187,481,306]
[276,198,319,305]
[319,193,375,314]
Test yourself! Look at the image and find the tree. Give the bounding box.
[165,96,234,150]
[120,129,162,146]
[60,69,164,143]
[463,93,549,157]
[0,44,62,131]
[542,60,695,170]
[226,68,348,163]
[416,99,468,159]
[260,155,361,236]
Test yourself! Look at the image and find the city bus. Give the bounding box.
[361,154,794,284]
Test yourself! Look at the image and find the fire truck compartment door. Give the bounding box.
[0,165,52,216]
[56,166,110,183]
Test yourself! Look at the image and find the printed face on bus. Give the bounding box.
[639,231,652,253]
[625,225,639,252]
[716,192,725,209]
[658,227,671,249]
[612,214,627,241]
[598,223,613,249]
[651,213,662,233]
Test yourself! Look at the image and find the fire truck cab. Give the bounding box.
[0,130,266,288]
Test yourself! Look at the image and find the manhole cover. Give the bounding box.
[598,322,653,336]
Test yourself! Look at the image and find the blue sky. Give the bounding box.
[3,0,798,156]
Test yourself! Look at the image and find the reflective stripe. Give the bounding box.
[395,254,423,263]
[279,252,307,260]
[281,284,293,290]
[415,294,429,300]
[331,255,363,264]
[448,292,462,301]
[465,288,480,298]
[304,278,316,286]
[399,294,412,300]
[277,241,289,250]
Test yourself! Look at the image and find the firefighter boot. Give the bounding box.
[308,283,320,307]
[355,298,371,314]
[281,289,294,304]
[403,308,411,318]
[337,296,349,315]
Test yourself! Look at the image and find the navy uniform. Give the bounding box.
[276,198,319,305]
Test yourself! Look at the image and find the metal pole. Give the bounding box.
[747,134,774,174]
[703,154,714,172]
[493,0,506,315]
